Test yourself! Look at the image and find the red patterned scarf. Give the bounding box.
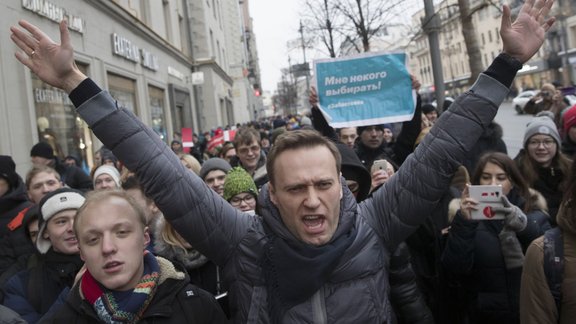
[81,251,160,323]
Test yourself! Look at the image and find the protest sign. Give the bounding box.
[314,52,415,128]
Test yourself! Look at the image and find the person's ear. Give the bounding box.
[269,184,277,206]
[142,226,150,249]
[43,232,49,239]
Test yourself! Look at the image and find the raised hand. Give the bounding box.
[309,86,319,108]
[501,0,556,63]
[10,19,86,93]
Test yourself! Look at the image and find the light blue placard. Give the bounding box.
[314,52,415,128]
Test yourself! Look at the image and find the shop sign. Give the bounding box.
[112,33,159,71]
[168,66,185,80]
[22,0,85,33]
[34,87,72,105]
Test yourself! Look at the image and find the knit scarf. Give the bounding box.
[261,223,357,323]
[81,251,160,323]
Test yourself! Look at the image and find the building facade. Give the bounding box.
[1,0,262,176]
[410,0,576,99]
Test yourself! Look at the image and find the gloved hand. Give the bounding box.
[492,195,527,232]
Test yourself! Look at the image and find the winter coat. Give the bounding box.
[41,257,227,324]
[520,198,576,323]
[71,66,510,322]
[52,159,92,192]
[355,95,422,169]
[389,242,434,324]
[441,189,550,324]
[2,250,83,324]
[0,178,33,276]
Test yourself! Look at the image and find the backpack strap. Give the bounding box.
[543,227,564,318]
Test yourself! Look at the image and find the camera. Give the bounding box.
[541,91,551,97]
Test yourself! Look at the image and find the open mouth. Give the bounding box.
[302,215,325,233]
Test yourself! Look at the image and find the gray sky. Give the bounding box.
[249,0,425,94]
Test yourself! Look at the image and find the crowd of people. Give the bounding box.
[0,0,573,323]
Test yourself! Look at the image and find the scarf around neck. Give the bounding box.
[81,251,160,323]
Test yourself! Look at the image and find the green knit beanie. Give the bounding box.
[223,167,258,201]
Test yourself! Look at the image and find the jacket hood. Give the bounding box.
[337,143,371,202]
[0,176,30,216]
[259,177,358,243]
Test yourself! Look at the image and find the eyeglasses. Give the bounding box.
[527,139,556,148]
[230,194,256,206]
[237,145,260,155]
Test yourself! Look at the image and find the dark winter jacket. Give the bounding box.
[51,159,92,192]
[0,177,32,232]
[462,122,508,174]
[389,242,435,324]
[69,53,515,322]
[441,189,550,324]
[41,257,226,324]
[0,179,34,277]
[355,95,422,169]
[2,250,83,324]
[561,137,576,158]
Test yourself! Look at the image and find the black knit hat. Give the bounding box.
[422,104,437,114]
[30,142,54,159]
[357,125,384,135]
[0,155,19,193]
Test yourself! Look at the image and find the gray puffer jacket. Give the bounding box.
[74,73,508,323]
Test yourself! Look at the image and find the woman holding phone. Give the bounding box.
[441,152,550,324]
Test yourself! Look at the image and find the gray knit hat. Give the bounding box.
[37,188,85,254]
[199,158,232,180]
[523,115,561,148]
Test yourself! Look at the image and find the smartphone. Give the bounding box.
[371,159,389,174]
[468,185,505,220]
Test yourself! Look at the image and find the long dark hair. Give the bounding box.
[516,145,572,191]
[472,152,532,212]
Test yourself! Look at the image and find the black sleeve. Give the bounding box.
[441,212,478,275]
[389,242,435,324]
[310,106,339,143]
[393,94,422,166]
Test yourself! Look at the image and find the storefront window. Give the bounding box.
[108,73,138,115]
[148,85,167,142]
[32,64,91,170]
